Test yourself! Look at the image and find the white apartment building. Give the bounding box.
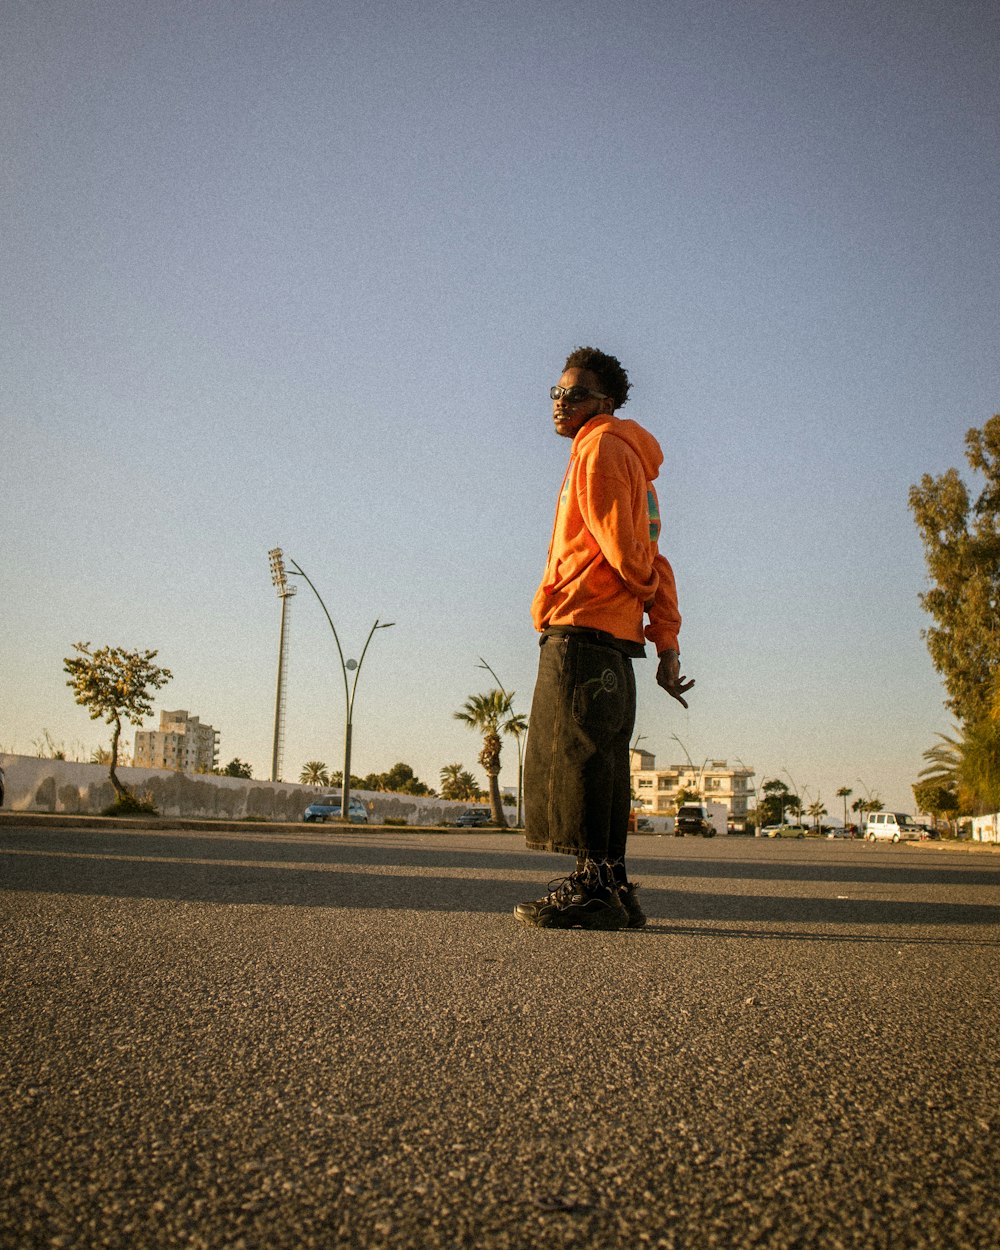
[630,750,755,829]
[134,710,220,773]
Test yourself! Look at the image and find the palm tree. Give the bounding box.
[836,786,853,832]
[439,763,480,801]
[300,761,330,786]
[454,689,514,827]
[852,795,884,832]
[807,798,828,831]
[920,722,1000,815]
[919,732,961,791]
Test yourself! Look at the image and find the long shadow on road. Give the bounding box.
[4,828,998,888]
[3,845,999,935]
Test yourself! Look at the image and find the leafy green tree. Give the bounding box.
[63,643,173,797]
[836,786,853,830]
[300,761,329,785]
[909,414,1000,726]
[454,689,515,827]
[912,779,959,834]
[356,762,433,795]
[959,720,1000,813]
[758,779,796,826]
[223,758,254,779]
[379,762,433,795]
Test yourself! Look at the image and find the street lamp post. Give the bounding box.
[670,732,694,770]
[734,757,759,834]
[288,557,394,823]
[670,733,705,812]
[856,777,877,834]
[630,732,648,820]
[782,767,805,825]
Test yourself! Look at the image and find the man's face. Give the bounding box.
[551,367,611,439]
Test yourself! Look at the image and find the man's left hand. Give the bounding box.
[656,649,695,708]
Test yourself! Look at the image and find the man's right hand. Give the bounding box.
[656,649,695,708]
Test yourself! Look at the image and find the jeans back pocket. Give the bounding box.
[571,642,627,737]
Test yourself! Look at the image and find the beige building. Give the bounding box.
[134,710,220,773]
[630,750,755,829]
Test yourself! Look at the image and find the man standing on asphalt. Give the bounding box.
[516,346,694,931]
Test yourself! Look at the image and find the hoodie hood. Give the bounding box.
[573,414,663,481]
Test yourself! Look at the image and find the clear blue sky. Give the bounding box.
[3,0,997,817]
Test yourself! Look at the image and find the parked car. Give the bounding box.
[864,812,923,842]
[456,808,492,827]
[764,824,807,839]
[674,803,718,837]
[826,827,852,838]
[303,794,369,824]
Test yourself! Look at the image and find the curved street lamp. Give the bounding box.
[288,557,394,822]
[782,767,806,823]
[734,756,759,833]
[855,776,879,832]
[670,732,694,770]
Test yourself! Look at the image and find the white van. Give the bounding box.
[864,812,923,843]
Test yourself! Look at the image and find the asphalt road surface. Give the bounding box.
[1,823,998,1250]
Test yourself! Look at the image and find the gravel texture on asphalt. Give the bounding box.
[1,827,998,1249]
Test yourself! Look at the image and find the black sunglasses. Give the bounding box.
[550,385,609,404]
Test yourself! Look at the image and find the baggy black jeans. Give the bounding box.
[523,631,637,860]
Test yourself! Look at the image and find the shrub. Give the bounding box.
[103,790,159,817]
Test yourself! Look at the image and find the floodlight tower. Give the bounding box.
[268,548,297,782]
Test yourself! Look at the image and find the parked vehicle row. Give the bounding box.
[297,796,938,841]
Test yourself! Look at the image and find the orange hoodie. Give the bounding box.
[531,413,681,654]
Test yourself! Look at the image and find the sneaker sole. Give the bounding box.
[513,902,627,931]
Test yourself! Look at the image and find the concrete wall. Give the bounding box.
[0,754,502,826]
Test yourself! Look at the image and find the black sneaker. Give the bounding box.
[514,868,627,930]
[617,882,647,929]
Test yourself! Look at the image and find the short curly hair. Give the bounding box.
[563,346,631,410]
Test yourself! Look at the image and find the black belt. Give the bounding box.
[540,626,645,658]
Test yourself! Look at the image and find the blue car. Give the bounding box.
[303,794,368,824]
